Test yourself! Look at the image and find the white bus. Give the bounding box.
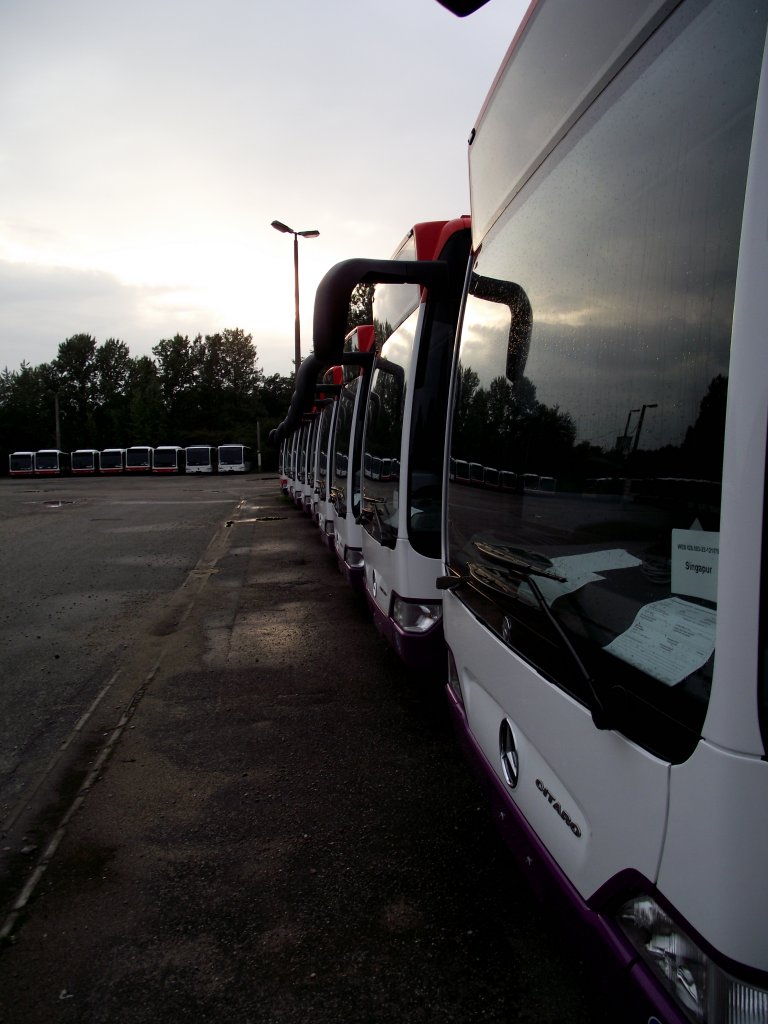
[217,444,252,473]
[71,449,100,475]
[99,448,126,474]
[152,445,186,474]
[313,367,343,545]
[185,445,216,474]
[355,219,471,670]
[9,451,34,477]
[125,446,153,473]
[328,327,376,590]
[437,1,768,1021]
[34,449,70,476]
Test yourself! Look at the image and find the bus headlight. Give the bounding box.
[618,895,768,1022]
[345,547,365,569]
[393,598,442,634]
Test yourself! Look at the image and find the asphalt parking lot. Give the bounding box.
[0,476,615,1024]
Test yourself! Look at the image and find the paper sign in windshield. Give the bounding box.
[518,549,641,607]
[604,597,716,686]
[671,529,718,603]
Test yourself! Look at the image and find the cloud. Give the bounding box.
[0,259,203,368]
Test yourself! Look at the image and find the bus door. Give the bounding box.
[440,1,768,1020]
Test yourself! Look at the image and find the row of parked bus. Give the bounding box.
[271,2,768,1022]
[8,444,253,477]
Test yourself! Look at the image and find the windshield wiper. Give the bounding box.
[360,496,397,548]
[473,540,567,582]
[438,557,611,731]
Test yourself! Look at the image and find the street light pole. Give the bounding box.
[632,403,658,452]
[271,220,320,377]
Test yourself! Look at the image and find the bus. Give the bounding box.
[125,446,153,473]
[218,444,251,473]
[152,445,186,474]
[327,327,376,589]
[313,367,343,544]
[99,448,125,474]
[296,419,317,513]
[356,219,471,670]
[185,445,216,474]
[71,449,100,475]
[9,451,34,477]
[278,439,289,494]
[34,449,70,476]
[436,1,768,1021]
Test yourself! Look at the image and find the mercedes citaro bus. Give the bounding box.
[152,445,186,474]
[125,446,153,473]
[71,449,99,474]
[436,0,768,1021]
[217,444,252,473]
[185,445,216,474]
[358,218,471,670]
[34,450,70,476]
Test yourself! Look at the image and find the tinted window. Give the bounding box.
[127,449,151,467]
[219,446,241,465]
[187,446,210,466]
[447,0,766,762]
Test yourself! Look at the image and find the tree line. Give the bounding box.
[0,330,296,471]
[0,285,378,473]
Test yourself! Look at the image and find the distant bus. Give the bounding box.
[328,326,376,589]
[34,449,70,476]
[186,445,216,474]
[9,451,34,476]
[313,366,344,543]
[99,448,126,474]
[217,444,252,473]
[152,445,186,474]
[278,439,289,493]
[71,449,100,475]
[125,446,153,473]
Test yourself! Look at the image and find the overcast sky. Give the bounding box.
[1,0,528,378]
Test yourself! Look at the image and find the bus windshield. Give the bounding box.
[187,448,210,467]
[153,450,177,468]
[219,446,243,466]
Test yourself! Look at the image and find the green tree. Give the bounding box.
[94,338,132,445]
[53,334,97,446]
[127,356,166,443]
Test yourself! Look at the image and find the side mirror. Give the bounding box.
[313,258,448,364]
